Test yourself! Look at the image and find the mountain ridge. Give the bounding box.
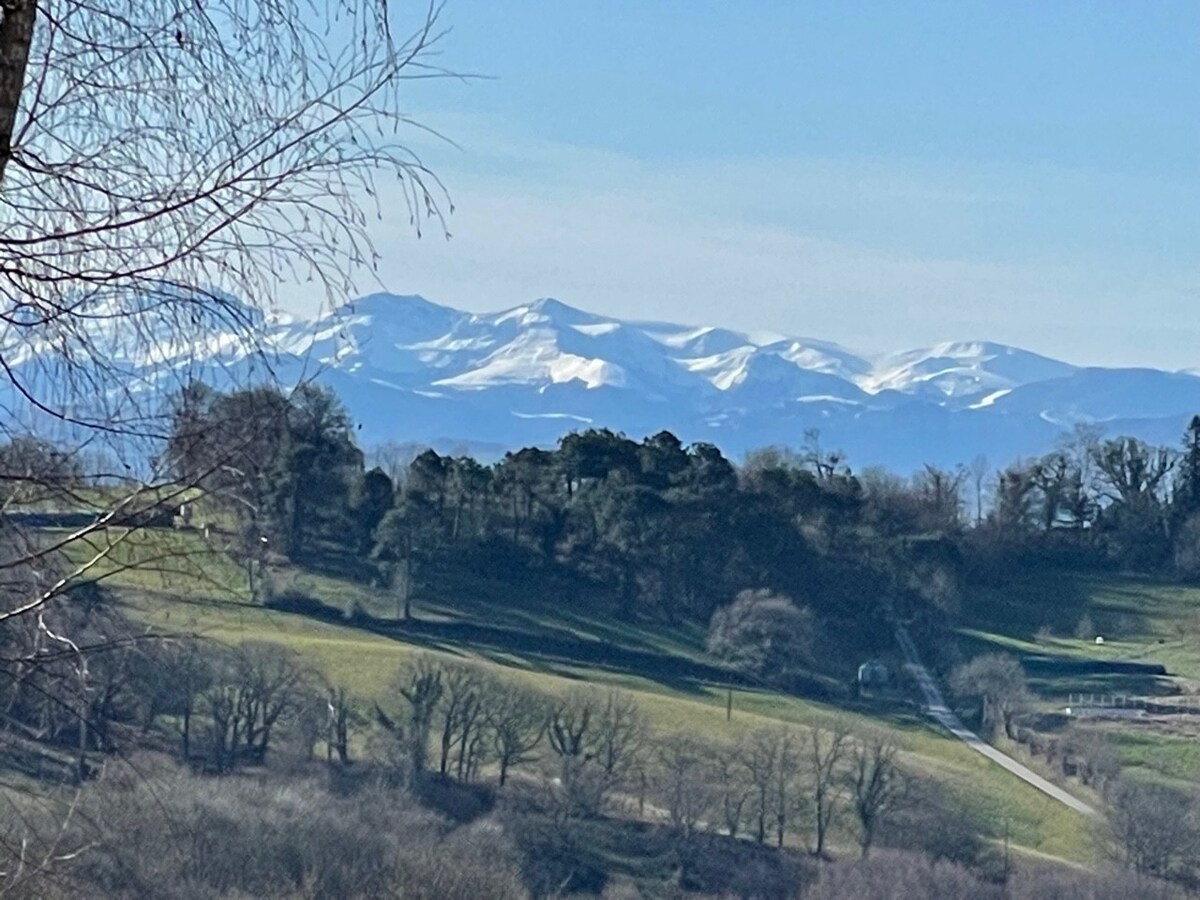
[9,291,1199,472]
[258,293,1200,469]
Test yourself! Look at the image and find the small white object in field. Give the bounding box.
[1095,636,1105,645]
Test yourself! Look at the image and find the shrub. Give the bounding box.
[708,589,813,684]
[45,761,527,899]
[806,851,994,900]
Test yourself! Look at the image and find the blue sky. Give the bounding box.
[360,1,1199,368]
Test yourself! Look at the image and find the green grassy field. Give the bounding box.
[962,568,1200,672]
[958,567,1200,790]
[60,526,1100,863]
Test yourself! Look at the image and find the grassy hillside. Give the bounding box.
[963,569,1200,672]
[957,567,1200,790]
[54,524,1101,865]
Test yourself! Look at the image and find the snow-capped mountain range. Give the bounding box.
[19,292,1200,472]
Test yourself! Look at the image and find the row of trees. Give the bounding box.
[0,560,1173,886]
[953,420,1200,573]
[4,583,1187,888]
[163,386,1200,634]
[0,577,909,863]
[13,754,1184,899]
[377,656,909,860]
[0,566,347,777]
[163,386,968,643]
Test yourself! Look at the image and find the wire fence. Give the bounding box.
[1065,693,1200,717]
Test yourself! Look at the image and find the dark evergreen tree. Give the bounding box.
[1175,416,1200,522]
[354,467,395,552]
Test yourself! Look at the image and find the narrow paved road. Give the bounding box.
[895,625,1097,818]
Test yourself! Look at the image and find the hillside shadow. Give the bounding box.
[257,590,853,703]
[419,567,705,660]
[263,592,754,696]
[116,542,849,705]
[964,567,1198,659]
[960,564,1200,681]
[966,567,1101,642]
[1026,670,1178,700]
[385,614,720,694]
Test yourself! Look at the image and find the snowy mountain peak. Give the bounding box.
[321,297,1200,466]
[862,340,1078,398]
[337,292,464,332]
[490,296,603,330]
[16,291,1200,472]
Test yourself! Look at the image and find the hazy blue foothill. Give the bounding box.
[10,291,1199,471]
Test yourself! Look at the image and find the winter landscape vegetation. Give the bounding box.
[2,1,1199,899]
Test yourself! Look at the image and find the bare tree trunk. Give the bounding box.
[810,725,849,857]
[0,0,36,184]
[439,717,453,776]
[334,699,350,764]
[399,543,413,621]
[76,684,88,782]
[756,792,767,844]
[181,700,192,760]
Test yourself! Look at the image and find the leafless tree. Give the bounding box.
[0,0,457,687]
[968,454,988,526]
[0,562,179,783]
[434,663,488,781]
[741,727,801,847]
[376,655,443,788]
[594,689,646,788]
[713,741,753,839]
[546,688,601,819]
[992,462,1040,534]
[233,642,314,762]
[769,728,803,849]
[283,686,328,763]
[132,638,203,756]
[949,653,1031,740]
[911,464,967,532]
[1092,438,1175,513]
[326,684,356,766]
[0,12,457,879]
[1,0,453,426]
[1068,727,1120,793]
[652,734,715,838]
[198,640,313,772]
[545,688,643,819]
[484,678,547,787]
[1,4,462,881]
[801,429,849,484]
[850,731,908,858]
[1104,780,1200,880]
[808,723,850,857]
[741,730,773,845]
